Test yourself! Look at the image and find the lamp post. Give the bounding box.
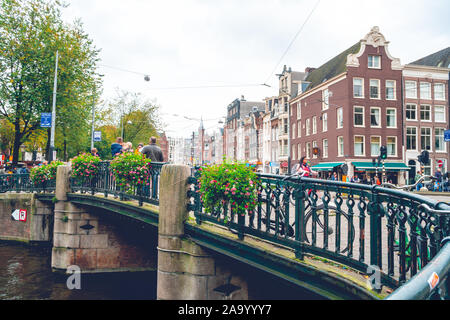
[49,50,59,162]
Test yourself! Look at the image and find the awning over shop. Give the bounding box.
[311,162,344,171]
[352,162,409,171]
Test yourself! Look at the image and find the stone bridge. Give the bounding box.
[0,164,449,300]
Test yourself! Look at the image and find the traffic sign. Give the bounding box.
[41,113,52,128]
[93,131,102,142]
[11,209,27,222]
[445,130,450,142]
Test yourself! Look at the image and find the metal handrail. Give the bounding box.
[387,237,450,300]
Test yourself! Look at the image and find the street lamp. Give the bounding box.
[49,50,59,162]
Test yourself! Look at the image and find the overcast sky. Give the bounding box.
[62,0,450,139]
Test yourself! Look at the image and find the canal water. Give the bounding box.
[0,242,157,300]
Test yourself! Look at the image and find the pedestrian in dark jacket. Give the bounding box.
[140,136,164,162]
[111,137,123,157]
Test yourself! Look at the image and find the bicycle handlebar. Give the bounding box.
[379,175,436,190]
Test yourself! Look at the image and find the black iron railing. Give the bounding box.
[188,171,450,298]
[69,161,166,206]
[0,173,56,193]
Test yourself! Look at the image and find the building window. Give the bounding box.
[420,127,431,151]
[306,142,311,159]
[297,103,301,120]
[370,136,381,156]
[406,104,417,120]
[386,108,396,128]
[370,107,381,127]
[312,116,317,134]
[337,107,343,128]
[354,136,364,156]
[283,118,288,134]
[322,113,327,132]
[406,127,417,151]
[423,160,432,176]
[298,143,301,159]
[337,136,344,157]
[368,55,381,68]
[323,139,328,158]
[354,106,364,127]
[306,118,310,136]
[322,89,329,110]
[386,80,396,100]
[298,121,301,137]
[387,137,396,156]
[292,122,296,139]
[405,81,417,98]
[435,128,445,152]
[312,141,318,159]
[420,105,431,121]
[353,78,364,98]
[420,82,431,100]
[434,83,445,100]
[370,79,380,99]
[434,105,446,122]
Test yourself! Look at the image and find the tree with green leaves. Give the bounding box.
[0,0,101,165]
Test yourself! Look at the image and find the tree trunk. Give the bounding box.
[12,129,21,166]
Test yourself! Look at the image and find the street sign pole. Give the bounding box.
[49,50,59,162]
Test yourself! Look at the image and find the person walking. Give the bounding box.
[111,137,123,157]
[435,167,443,192]
[140,136,164,162]
[415,170,423,191]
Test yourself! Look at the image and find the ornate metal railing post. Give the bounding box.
[369,186,383,269]
[294,183,306,259]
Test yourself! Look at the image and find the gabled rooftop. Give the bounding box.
[409,47,450,68]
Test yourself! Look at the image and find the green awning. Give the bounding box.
[352,162,409,171]
[311,162,344,171]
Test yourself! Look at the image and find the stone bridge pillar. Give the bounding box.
[157,165,248,300]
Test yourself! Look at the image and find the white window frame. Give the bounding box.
[298,120,301,137]
[406,127,417,151]
[406,104,417,121]
[353,106,365,127]
[322,89,329,110]
[385,80,396,100]
[370,107,381,128]
[322,113,328,132]
[420,82,431,100]
[312,116,317,134]
[337,136,344,157]
[298,143,301,160]
[435,128,446,153]
[306,118,310,136]
[337,107,343,129]
[387,136,397,157]
[306,142,311,159]
[354,135,365,157]
[353,78,364,98]
[297,103,301,120]
[292,122,296,139]
[420,127,432,152]
[434,105,446,123]
[312,141,318,159]
[323,139,328,158]
[386,108,397,128]
[405,80,417,99]
[368,55,381,69]
[434,83,445,101]
[370,79,380,99]
[420,105,431,122]
[370,136,381,157]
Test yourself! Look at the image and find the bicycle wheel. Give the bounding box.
[303,203,355,254]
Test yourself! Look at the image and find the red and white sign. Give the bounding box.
[428,272,439,291]
[11,209,27,222]
[437,160,443,168]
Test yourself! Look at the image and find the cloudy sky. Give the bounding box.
[62,0,450,139]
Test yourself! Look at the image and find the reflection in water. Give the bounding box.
[0,242,156,300]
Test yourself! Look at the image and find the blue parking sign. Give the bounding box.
[93,131,102,142]
[41,113,52,128]
[445,130,450,142]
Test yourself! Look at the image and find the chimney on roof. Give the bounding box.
[305,67,316,74]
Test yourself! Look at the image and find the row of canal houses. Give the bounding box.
[196,27,449,185]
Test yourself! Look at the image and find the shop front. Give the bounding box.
[310,162,345,180]
[351,162,409,185]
